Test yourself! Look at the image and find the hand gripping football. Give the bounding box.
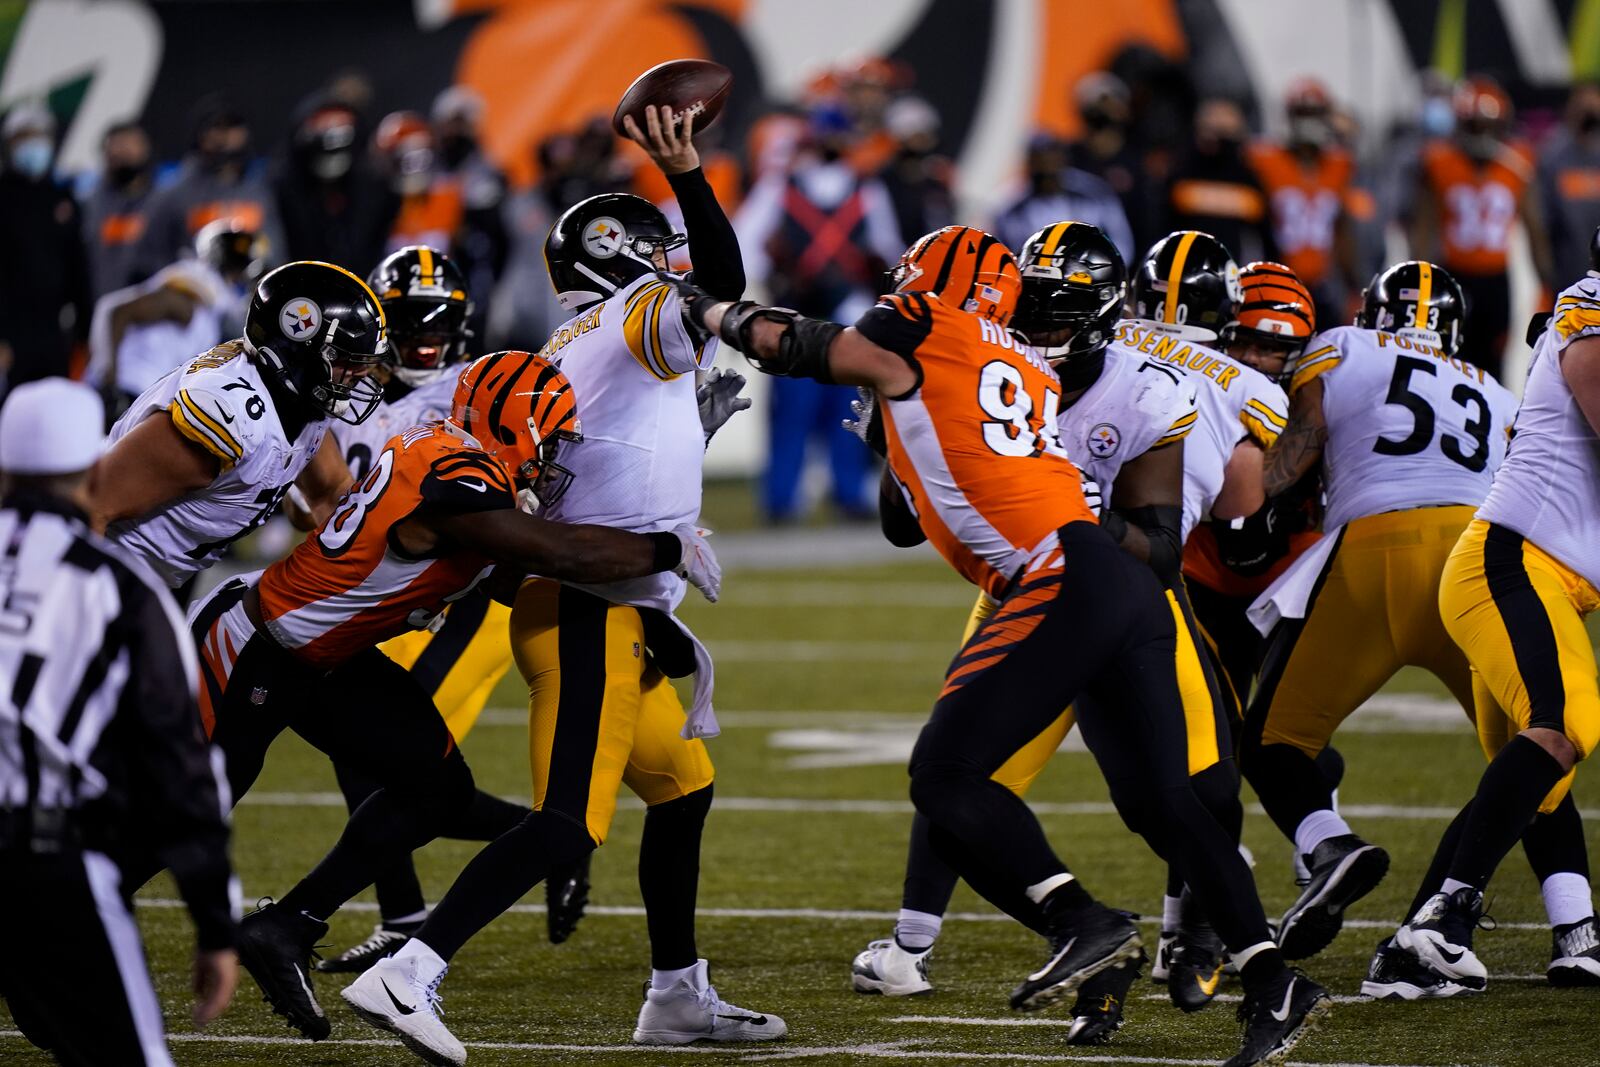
[612,59,733,138]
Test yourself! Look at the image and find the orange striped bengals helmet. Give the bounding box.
[451,351,582,505]
[890,225,1022,325]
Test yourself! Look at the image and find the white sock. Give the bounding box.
[1025,872,1075,904]
[384,909,428,928]
[652,963,699,991]
[895,909,942,951]
[1440,877,1474,897]
[1161,894,1183,932]
[1543,872,1595,928]
[1293,809,1353,859]
[393,938,444,966]
[1230,940,1276,971]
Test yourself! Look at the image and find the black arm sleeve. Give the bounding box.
[671,167,745,302]
[1211,497,1291,577]
[1115,504,1184,582]
[122,580,236,950]
[878,468,927,548]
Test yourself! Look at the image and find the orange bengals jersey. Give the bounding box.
[860,291,1095,597]
[1420,138,1534,276]
[1248,143,1352,287]
[256,422,516,668]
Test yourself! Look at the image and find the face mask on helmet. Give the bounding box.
[383,298,470,382]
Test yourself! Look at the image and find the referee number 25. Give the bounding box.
[978,360,1067,458]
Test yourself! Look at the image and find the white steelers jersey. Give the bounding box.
[1293,325,1516,529]
[329,370,459,481]
[106,341,329,588]
[1056,341,1198,494]
[539,273,717,612]
[1478,275,1600,587]
[1114,320,1289,538]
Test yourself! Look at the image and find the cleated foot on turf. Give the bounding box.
[546,852,592,945]
[1065,947,1143,1045]
[343,950,464,1066]
[236,901,331,1040]
[1167,911,1225,1014]
[1010,903,1141,1013]
[1394,887,1490,985]
[851,936,933,996]
[1223,970,1332,1067]
[633,959,786,1044]
[1360,936,1477,999]
[1548,917,1600,987]
[1276,835,1389,960]
[317,920,421,974]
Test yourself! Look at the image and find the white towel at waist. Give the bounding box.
[1246,526,1343,637]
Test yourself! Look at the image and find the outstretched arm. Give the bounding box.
[1262,379,1327,499]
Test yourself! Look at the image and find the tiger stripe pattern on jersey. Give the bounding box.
[939,541,1066,700]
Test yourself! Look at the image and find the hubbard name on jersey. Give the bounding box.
[332,373,459,481]
[1114,321,1289,538]
[1058,341,1198,492]
[107,341,328,588]
[1292,325,1516,528]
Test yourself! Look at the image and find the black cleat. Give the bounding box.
[1549,917,1600,986]
[1167,912,1225,1013]
[546,852,592,945]
[1222,970,1332,1067]
[1065,947,1144,1045]
[236,901,331,1040]
[1010,903,1142,1013]
[316,920,420,974]
[1276,834,1389,960]
[1360,936,1477,999]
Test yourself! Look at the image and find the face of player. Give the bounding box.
[1226,337,1297,379]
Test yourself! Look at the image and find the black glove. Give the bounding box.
[655,271,720,335]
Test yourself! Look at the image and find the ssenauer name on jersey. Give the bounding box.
[107,341,328,587]
[1292,324,1516,528]
[862,291,1095,596]
[256,422,516,668]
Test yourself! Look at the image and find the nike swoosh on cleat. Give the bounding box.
[1197,968,1222,996]
[381,980,419,1016]
[1437,945,1465,964]
[716,1013,767,1024]
[1028,938,1076,982]
[1269,980,1297,1022]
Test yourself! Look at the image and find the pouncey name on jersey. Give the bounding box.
[107,341,328,588]
[1477,277,1600,588]
[1293,325,1516,528]
[863,291,1095,597]
[256,422,516,668]
[1056,341,1198,491]
[538,274,717,611]
[331,372,459,481]
[1115,321,1289,538]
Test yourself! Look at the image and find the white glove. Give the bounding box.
[671,523,721,603]
[697,368,752,445]
[841,386,886,456]
[1079,472,1105,516]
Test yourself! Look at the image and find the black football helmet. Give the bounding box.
[1131,230,1242,339]
[544,193,686,312]
[194,218,268,284]
[1357,260,1465,356]
[367,245,473,384]
[243,261,386,424]
[1012,221,1126,365]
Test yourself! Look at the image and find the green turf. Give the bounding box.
[5,558,1599,1066]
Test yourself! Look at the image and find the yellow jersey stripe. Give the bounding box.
[646,286,681,380]
[1238,410,1281,448]
[625,280,670,321]
[176,390,243,458]
[1554,307,1600,341]
[624,289,673,380]
[1290,354,1341,393]
[1165,411,1199,432]
[1154,423,1195,446]
[1163,231,1199,325]
[1244,399,1288,429]
[169,401,238,470]
[1298,343,1337,364]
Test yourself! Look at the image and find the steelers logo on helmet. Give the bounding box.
[1088,422,1121,459]
[1224,262,1244,305]
[582,217,627,259]
[280,298,323,341]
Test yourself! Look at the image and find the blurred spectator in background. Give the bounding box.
[1167,97,1275,263]
[81,121,156,299]
[877,95,955,244]
[0,102,90,394]
[1248,79,1356,324]
[432,87,509,344]
[377,110,454,253]
[274,96,394,269]
[1383,69,1457,239]
[135,101,284,279]
[1538,81,1600,285]
[1411,76,1554,376]
[993,134,1134,262]
[736,103,902,522]
[1332,107,1388,295]
[1068,72,1160,254]
[88,219,264,417]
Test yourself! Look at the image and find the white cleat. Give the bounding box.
[1549,917,1600,986]
[342,950,466,1066]
[1393,889,1489,985]
[1150,929,1175,983]
[852,938,933,996]
[633,958,787,1045]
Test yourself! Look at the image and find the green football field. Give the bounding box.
[5,548,1599,1067]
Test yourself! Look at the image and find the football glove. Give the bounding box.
[1079,472,1106,516]
[671,522,721,602]
[697,367,752,446]
[842,387,887,457]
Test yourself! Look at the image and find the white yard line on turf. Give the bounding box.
[129,896,1554,933]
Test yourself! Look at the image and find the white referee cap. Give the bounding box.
[0,378,105,476]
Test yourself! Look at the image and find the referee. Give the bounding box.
[0,379,239,1066]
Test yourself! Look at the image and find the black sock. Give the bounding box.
[902,812,961,917]
[1242,742,1335,843]
[416,810,595,962]
[924,822,1050,935]
[1409,800,1473,919]
[335,760,426,923]
[1238,946,1289,994]
[1040,878,1096,922]
[1448,735,1567,889]
[1522,792,1590,884]
[639,785,712,971]
[1314,745,1346,792]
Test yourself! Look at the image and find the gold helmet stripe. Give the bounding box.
[302,259,387,329]
[1038,221,1074,259]
[417,246,435,283]
[1415,261,1433,331]
[1164,231,1200,325]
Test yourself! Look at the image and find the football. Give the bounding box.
[612,58,733,139]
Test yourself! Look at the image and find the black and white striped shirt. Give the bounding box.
[0,490,236,948]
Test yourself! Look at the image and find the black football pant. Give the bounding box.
[907,522,1275,958]
[1,849,175,1066]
